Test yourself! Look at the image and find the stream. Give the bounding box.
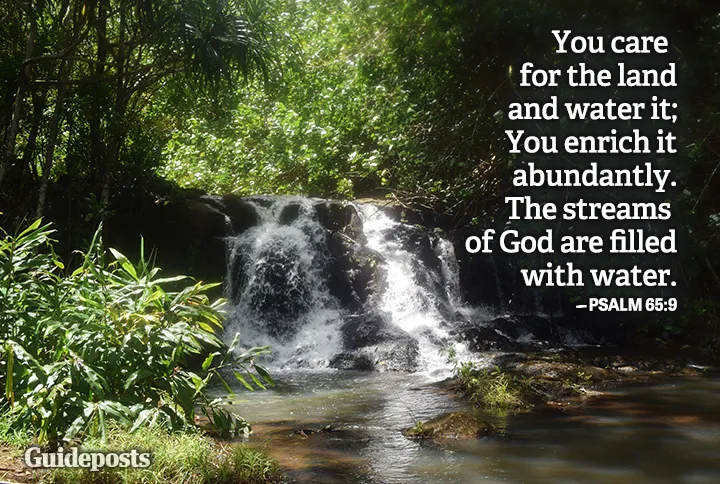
[228,371,720,484]
[217,197,720,483]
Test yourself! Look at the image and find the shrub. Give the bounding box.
[0,220,273,444]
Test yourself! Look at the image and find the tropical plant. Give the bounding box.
[0,220,272,444]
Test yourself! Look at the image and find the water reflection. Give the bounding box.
[227,371,720,484]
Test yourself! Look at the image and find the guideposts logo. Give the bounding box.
[23,446,152,472]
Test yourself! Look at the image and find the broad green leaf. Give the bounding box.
[233,371,254,392]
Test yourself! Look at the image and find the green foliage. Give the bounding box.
[453,362,532,411]
[42,425,282,484]
[159,0,521,208]
[0,220,273,444]
[0,0,275,218]
[217,444,283,484]
[161,0,422,198]
[0,412,33,450]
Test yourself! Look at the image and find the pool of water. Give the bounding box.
[226,371,720,483]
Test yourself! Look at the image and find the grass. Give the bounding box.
[43,425,282,484]
[0,418,282,484]
[455,364,534,411]
[0,412,33,450]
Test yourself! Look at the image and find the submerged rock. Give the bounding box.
[403,412,495,440]
[291,424,337,438]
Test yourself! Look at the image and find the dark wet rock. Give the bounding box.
[318,203,384,311]
[340,311,409,350]
[350,245,387,306]
[453,322,522,352]
[221,195,261,234]
[403,412,495,440]
[328,341,420,372]
[330,312,420,371]
[278,203,301,225]
[382,224,440,273]
[326,232,385,311]
[328,353,375,371]
[452,314,590,353]
[315,201,364,241]
[291,424,337,438]
[493,315,557,342]
[243,195,276,208]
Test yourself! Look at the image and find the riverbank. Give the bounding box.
[0,425,281,484]
[443,348,714,414]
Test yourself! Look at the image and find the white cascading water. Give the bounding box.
[354,204,471,371]
[226,197,343,369]
[224,197,470,373]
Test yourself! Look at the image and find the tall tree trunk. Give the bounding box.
[21,89,47,183]
[89,0,108,184]
[100,0,126,226]
[36,63,71,218]
[0,8,37,188]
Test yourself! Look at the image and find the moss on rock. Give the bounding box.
[403,412,495,440]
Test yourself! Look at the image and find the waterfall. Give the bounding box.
[223,197,470,372]
[354,204,470,371]
[225,197,343,369]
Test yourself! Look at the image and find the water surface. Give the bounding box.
[228,371,720,484]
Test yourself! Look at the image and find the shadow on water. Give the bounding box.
[226,371,720,484]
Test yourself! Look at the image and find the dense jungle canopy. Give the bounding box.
[1,0,719,343]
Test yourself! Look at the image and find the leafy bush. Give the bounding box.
[0,220,272,444]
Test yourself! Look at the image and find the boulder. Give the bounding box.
[220,195,261,234]
[278,203,301,225]
[317,202,384,310]
[403,412,495,440]
[340,311,409,350]
[329,311,420,371]
[453,314,584,353]
[329,340,420,372]
[328,353,375,371]
[315,201,365,241]
[454,322,522,352]
[381,224,440,273]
